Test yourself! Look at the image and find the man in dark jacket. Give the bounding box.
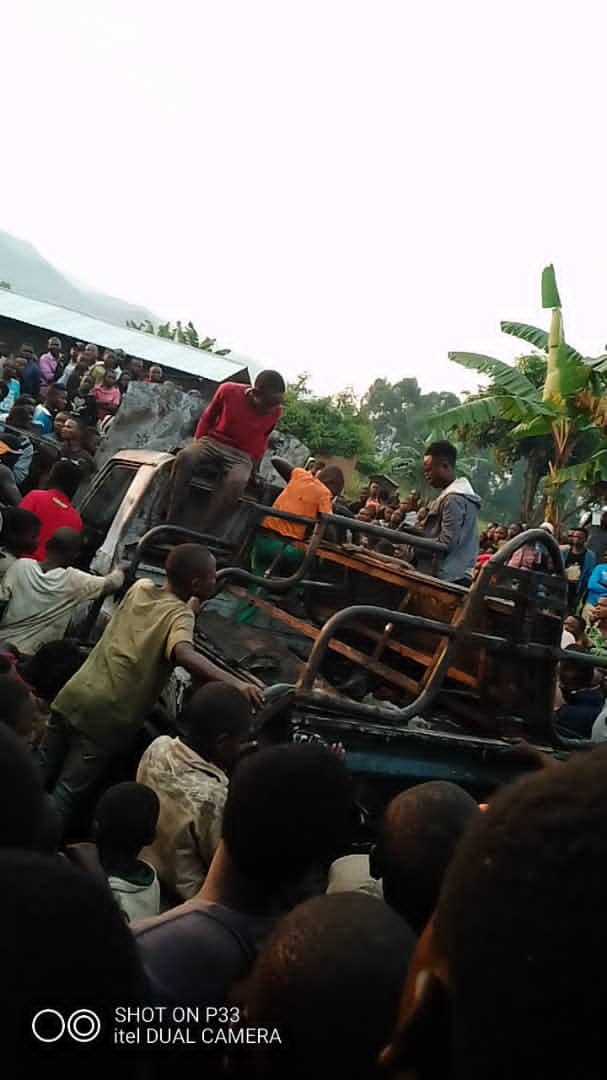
[416,441,481,586]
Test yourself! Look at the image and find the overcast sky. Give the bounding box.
[2,1,607,398]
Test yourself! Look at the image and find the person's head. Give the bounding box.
[52,410,69,439]
[7,403,34,428]
[148,364,163,383]
[70,341,85,361]
[251,371,286,413]
[46,383,67,414]
[0,675,36,744]
[310,460,325,476]
[14,352,29,376]
[371,781,479,934]
[21,639,84,703]
[48,459,82,499]
[45,527,82,568]
[564,614,586,644]
[84,342,98,362]
[382,749,607,1080]
[102,368,117,389]
[400,497,412,514]
[0,725,45,848]
[94,781,159,860]
[416,506,429,524]
[47,336,61,359]
[79,372,94,395]
[239,893,416,1080]
[2,359,17,381]
[61,414,84,446]
[0,850,146,1066]
[423,441,457,490]
[317,465,344,497]
[102,349,116,370]
[182,683,251,772]
[128,356,144,380]
[118,370,131,394]
[559,646,594,698]
[356,506,375,523]
[222,744,354,891]
[495,524,508,543]
[567,526,587,552]
[368,481,380,499]
[592,597,607,626]
[0,508,40,557]
[507,522,523,539]
[19,343,35,360]
[166,542,216,602]
[391,510,404,528]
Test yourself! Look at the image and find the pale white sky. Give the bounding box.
[2,0,607,397]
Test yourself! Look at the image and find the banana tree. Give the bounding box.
[433,265,607,525]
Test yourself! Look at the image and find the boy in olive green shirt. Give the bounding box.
[41,543,263,830]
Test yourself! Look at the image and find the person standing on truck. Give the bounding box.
[42,543,264,830]
[417,441,481,586]
[167,370,285,531]
[255,460,345,571]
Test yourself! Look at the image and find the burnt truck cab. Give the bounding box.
[74,450,603,806]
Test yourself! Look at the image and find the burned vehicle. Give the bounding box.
[69,449,601,807]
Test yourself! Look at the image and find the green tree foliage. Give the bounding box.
[434,265,607,523]
[279,374,374,458]
[0,281,11,290]
[126,318,230,355]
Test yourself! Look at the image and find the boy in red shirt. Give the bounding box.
[167,370,285,531]
[20,460,83,561]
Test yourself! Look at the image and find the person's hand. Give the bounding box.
[330,741,346,760]
[239,683,266,711]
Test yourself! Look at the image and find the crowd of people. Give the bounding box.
[0,336,165,499]
[2,348,607,1073]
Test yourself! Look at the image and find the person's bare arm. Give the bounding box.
[100,567,125,596]
[172,641,265,709]
[271,457,294,483]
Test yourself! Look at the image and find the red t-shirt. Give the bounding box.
[194,383,282,461]
[20,489,83,561]
[92,384,121,420]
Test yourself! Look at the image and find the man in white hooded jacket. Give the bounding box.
[417,441,481,585]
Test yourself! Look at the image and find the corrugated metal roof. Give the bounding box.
[0,288,251,383]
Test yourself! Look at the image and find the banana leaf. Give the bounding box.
[541,264,561,309]
[500,321,586,366]
[551,449,607,486]
[447,352,539,399]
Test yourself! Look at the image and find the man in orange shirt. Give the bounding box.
[254,460,344,572]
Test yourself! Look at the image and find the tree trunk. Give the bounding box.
[520,447,549,522]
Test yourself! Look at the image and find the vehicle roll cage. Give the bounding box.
[129,514,607,749]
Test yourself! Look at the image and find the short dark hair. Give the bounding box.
[0,508,40,551]
[0,850,146,1063]
[45,526,82,560]
[255,370,286,396]
[317,465,344,493]
[570,525,588,539]
[21,639,84,702]
[0,675,32,733]
[47,382,67,398]
[48,459,82,498]
[240,893,416,1080]
[165,542,214,592]
[433,749,607,1080]
[94,782,159,858]
[0,726,45,849]
[373,781,478,933]
[425,440,457,466]
[560,644,594,689]
[222,744,354,887]
[182,683,250,759]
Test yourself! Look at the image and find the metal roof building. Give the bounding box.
[0,288,250,384]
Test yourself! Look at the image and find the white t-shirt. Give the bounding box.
[0,559,107,654]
